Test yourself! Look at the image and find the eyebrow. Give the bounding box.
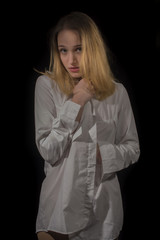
[58,44,82,48]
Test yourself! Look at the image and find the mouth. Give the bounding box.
[68,67,80,73]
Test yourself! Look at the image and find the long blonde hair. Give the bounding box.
[45,12,115,100]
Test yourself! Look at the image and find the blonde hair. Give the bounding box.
[45,12,115,100]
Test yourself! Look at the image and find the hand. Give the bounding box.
[72,78,95,107]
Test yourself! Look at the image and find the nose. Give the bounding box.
[68,52,77,65]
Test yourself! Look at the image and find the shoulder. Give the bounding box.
[107,81,128,102]
[35,74,62,95]
[100,81,131,111]
[35,74,55,90]
[114,82,127,96]
[35,74,67,104]
[113,82,132,110]
[115,81,131,102]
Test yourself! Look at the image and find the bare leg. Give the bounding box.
[37,231,69,240]
[37,232,55,240]
[49,231,69,240]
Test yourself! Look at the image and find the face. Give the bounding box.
[57,29,82,79]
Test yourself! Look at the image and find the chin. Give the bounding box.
[70,73,81,79]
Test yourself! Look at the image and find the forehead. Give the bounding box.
[57,29,81,46]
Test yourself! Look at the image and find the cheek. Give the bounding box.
[60,55,67,68]
[78,55,82,65]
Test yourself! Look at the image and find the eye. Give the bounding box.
[75,47,82,53]
[59,48,67,54]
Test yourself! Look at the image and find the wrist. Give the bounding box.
[71,95,86,107]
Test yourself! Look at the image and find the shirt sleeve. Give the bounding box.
[99,85,140,181]
[34,76,81,165]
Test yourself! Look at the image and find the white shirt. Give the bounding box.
[35,75,140,240]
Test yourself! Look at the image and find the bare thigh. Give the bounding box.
[37,231,69,240]
[37,231,118,240]
[37,232,55,240]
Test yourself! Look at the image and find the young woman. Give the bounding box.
[35,12,140,240]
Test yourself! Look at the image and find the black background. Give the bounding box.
[4,0,159,239]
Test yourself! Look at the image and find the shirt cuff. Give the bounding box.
[61,100,81,119]
[59,100,81,132]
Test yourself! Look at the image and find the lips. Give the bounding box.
[69,67,79,73]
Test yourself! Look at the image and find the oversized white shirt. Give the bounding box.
[35,75,140,240]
